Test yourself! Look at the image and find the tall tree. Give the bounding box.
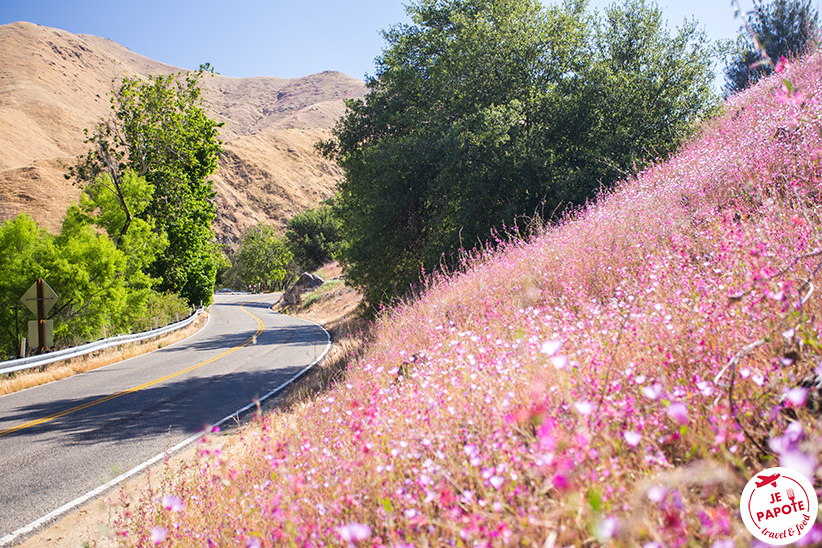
[321,0,716,310]
[555,0,715,200]
[68,65,223,306]
[235,224,293,290]
[285,205,342,271]
[724,0,819,94]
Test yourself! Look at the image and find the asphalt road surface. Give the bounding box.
[0,293,329,544]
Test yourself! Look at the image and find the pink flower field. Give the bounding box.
[114,53,822,547]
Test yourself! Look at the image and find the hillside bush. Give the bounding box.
[113,45,822,548]
[724,0,819,94]
[285,205,342,272]
[322,0,717,310]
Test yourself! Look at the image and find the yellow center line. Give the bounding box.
[0,304,265,439]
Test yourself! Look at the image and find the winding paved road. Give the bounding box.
[0,293,329,545]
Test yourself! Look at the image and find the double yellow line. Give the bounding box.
[0,304,264,439]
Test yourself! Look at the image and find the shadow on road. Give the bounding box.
[162,322,324,354]
[0,315,328,445]
[1,366,309,445]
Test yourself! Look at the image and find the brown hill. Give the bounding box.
[0,21,365,244]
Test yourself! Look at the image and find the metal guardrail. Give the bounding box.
[0,308,206,376]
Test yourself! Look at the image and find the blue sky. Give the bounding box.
[0,0,782,83]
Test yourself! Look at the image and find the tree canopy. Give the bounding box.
[235,224,293,290]
[67,65,223,306]
[0,175,186,358]
[285,205,342,272]
[321,0,717,310]
[724,0,819,94]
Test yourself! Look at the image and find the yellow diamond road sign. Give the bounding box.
[20,279,59,316]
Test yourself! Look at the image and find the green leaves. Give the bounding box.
[723,0,819,94]
[0,212,133,355]
[285,205,343,272]
[235,224,293,290]
[323,0,717,311]
[68,67,223,306]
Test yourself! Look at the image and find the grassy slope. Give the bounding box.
[114,53,822,547]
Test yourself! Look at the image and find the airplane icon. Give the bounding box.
[755,473,780,488]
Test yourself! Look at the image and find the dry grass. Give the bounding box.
[269,261,368,411]
[0,312,209,397]
[110,53,822,547]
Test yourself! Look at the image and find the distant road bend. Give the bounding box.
[0,293,330,545]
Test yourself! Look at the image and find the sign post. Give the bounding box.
[20,278,59,353]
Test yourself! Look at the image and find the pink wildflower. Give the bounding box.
[779,448,817,479]
[337,523,371,544]
[552,473,571,491]
[623,430,641,447]
[162,495,184,512]
[775,56,791,73]
[646,485,667,503]
[574,401,594,415]
[641,384,662,400]
[540,340,561,355]
[596,516,619,541]
[696,381,714,397]
[151,526,167,545]
[783,387,808,407]
[666,402,689,425]
[796,523,822,546]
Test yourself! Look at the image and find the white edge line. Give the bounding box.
[0,314,331,547]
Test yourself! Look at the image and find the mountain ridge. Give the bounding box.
[0,21,365,244]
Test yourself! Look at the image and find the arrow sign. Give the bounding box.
[21,279,59,316]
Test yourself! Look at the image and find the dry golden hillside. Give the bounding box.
[0,21,365,243]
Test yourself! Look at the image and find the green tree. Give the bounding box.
[0,212,133,356]
[724,0,819,94]
[78,169,168,284]
[555,0,716,200]
[0,215,56,357]
[321,0,715,310]
[235,224,293,290]
[49,207,132,344]
[285,205,342,271]
[0,171,192,358]
[68,65,223,306]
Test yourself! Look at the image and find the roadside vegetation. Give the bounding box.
[217,204,343,292]
[4,0,822,545]
[0,66,221,360]
[272,261,367,411]
[109,18,822,548]
[320,0,719,311]
[0,311,208,396]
